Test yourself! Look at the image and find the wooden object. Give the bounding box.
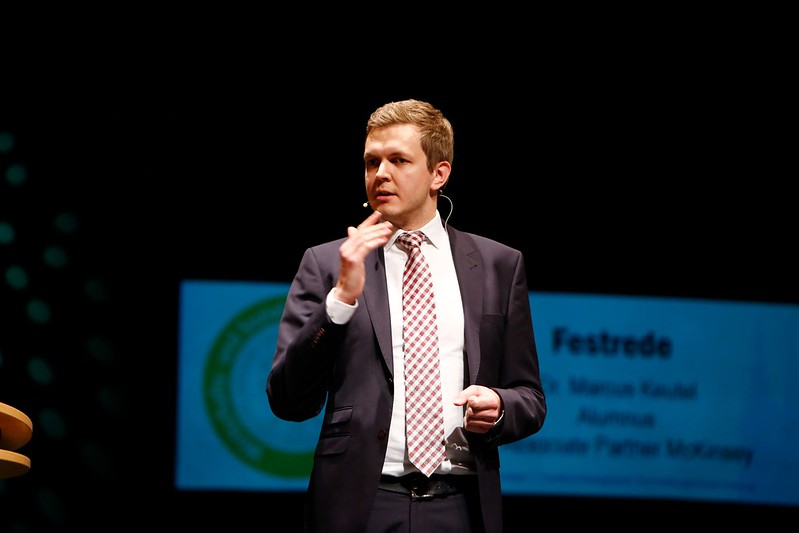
[0,402,33,478]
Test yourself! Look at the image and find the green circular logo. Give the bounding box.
[203,294,315,477]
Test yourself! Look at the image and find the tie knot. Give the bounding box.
[397,231,425,250]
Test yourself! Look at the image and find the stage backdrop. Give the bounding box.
[175,280,799,507]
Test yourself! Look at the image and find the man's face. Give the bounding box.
[363,124,435,229]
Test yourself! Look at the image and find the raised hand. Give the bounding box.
[334,210,395,305]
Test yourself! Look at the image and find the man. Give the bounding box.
[267,99,546,532]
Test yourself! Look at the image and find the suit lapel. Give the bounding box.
[448,227,482,385]
[362,229,483,383]
[362,247,394,374]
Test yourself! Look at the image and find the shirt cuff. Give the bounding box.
[326,288,358,324]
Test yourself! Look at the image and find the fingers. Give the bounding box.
[357,209,385,229]
[453,385,482,406]
[343,221,392,259]
[342,213,393,259]
[335,211,395,304]
[455,385,501,433]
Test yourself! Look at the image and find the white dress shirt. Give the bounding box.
[326,210,474,476]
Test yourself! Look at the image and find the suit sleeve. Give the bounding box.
[266,246,344,422]
[483,249,547,446]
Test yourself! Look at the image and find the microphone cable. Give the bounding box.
[439,192,453,229]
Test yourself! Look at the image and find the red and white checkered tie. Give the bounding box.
[397,231,445,477]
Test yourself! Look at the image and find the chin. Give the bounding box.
[375,204,393,216]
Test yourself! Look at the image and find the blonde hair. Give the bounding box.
[366,99,454,173]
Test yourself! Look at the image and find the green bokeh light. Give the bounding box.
[0,221,14,244]
[84,279,109,301]
[98,386,126,415]
[87,337,114,363]
[36,488,67,528]
[81,441,116,479]
[5,265,28,289]
[54,212,78,234]
[5,163,27,185]
[0,131,14,153]
[43,245,68,268]
[39,408,66,440]
[28,356,54,385]
[26,299,52,324]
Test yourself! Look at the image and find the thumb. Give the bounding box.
[453,385,478,406]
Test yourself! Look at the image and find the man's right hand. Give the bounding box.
[334,210,394,305]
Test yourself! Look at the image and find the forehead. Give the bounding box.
[364,123,422,154]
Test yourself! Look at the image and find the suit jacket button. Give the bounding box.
[377,428,387,440]
[311,327,325,347]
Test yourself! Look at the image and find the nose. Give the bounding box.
[375,160,391,180]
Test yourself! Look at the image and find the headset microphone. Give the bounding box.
[439,192,453,228]
[363,201,369,208]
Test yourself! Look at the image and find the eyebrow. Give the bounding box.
[363,147,412,160]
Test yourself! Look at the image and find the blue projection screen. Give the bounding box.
[175,279,799,507]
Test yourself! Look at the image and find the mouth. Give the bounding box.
[374,191,395,202]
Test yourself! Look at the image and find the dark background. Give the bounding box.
[1,54,796,531]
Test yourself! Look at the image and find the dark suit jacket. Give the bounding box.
[267,224,546,533]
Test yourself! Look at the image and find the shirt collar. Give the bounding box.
[386,210,446,251]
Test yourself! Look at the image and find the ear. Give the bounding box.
[431,161,451,193]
